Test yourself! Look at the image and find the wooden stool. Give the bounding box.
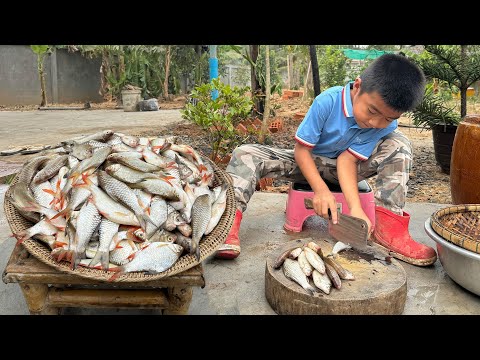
[2,244,205,315]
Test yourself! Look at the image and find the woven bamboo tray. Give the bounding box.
[3,158,236,282]
[430,204,480,254]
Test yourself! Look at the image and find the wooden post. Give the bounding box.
[19,283,58,315]
[163,286,193,315]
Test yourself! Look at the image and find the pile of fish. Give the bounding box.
[6,130,228,280]
[273,241,355,295]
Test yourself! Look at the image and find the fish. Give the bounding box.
[306,241,324,258]
[303,247,326,274]
[148,229,177,243]
[145,196,168,238]
[32,155,69,184]
[105,163,161,184]
[107,153,161,173]
[176,223,192,238]
[16,155,51,185]
[297,250,313,277]
[120,135,139,148]
[71,142,94,160]
[75,174,140,226]
[30,180,55,209]
[13,218,60,244]
[312,269,332,295]
[129,178,180,201]
[85,241,100,259]
[109,242,183,281]
[109,239,138,266]
[282,258,318,295]
[323,256,355,280]
[97,170,154,231]
[75,130,114,144]
[204,183,228,235]
[332,241,352,256]
[288,247,303,259]
[163,205,186,231]
[273,248,293,269]
[89,218,120,270]
[324,263,342,290]
[190,194,211,261]
[70,199,102,270]
[174,231,192,253]
[6,182,41,223]
[142,147,175,168]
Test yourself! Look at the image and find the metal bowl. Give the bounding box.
[425,218,480,296]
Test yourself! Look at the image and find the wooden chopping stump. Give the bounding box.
[265,238,407,315]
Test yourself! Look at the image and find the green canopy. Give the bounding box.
[342,48,394,60]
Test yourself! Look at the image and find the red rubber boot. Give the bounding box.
[373,206,437,266]
[215,209,242,260]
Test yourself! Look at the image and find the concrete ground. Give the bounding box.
[0,108,478,315]
[2,184,480,315]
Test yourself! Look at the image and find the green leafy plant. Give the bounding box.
[407,86,461,129]
[408,45,480,126]
[181,78,253,161]
[30,45,51,106]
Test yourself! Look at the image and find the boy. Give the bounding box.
[215,53,437,267]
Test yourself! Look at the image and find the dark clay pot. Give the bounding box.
[431,124,458,174]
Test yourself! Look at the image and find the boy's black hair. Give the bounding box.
[359,53,426,112]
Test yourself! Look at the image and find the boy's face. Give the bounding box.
[351,78,403,129]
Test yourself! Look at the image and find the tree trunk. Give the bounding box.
[259,45,271,143]
[163,45,172,100]
[287,54,293,89]
[38,55,47,107]
[249,45,264,116]
[302,61,311,102]
[309,45,321,97]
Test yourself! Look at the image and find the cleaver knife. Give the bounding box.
[304,198,390,262]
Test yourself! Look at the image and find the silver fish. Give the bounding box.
[332,241,352,256]
[110,242,183,279]
[303,247,326,275]
[130,178,180,201]
[70,200,102,269]
[288,247,303,259]
[176,223,192,238]
[324,263,342,289]
[89,218,120,270]
[312,269,332,295]
[204,183,228,235]
[107,152,160,173]
[146,196,168,238]
[71,142,94,160]
[77,175,140,226]
[32,155,69,184]
[121,135,139,148]
[132,189,152,213]
[148,229,177,243]
[164,205,186,231]
[142,147,174,168]
[97,170,154,231]
[297,250,314,277]
[105,163,161,184]
[190,193,211,261]
[13,218,60,244]
[323,256,355,280]
[6,182,41,223]
[282,258,318,295]
[75,130,114,144]
[31,180,55,209]
[109,239,137,266]
[17,155,51,185]
[85,240,100,259]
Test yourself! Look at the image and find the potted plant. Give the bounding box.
[407,88,460,174]
[407,45,480,174]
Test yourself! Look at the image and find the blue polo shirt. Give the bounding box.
[295,82,397,161]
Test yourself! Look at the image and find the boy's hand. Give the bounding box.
[312,190,339,225]
[349,206,372,235]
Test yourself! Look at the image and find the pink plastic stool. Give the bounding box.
[284,180,376,232]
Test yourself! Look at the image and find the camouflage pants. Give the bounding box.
[226,130,412,215]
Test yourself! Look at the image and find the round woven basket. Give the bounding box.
[430,204,480,254]
[4,158,236,282]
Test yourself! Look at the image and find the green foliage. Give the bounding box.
[410,45,480,120]
[181,78,253,160]
[318,46,348,89]
[30,45,50,55]
[406,85,461,128]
